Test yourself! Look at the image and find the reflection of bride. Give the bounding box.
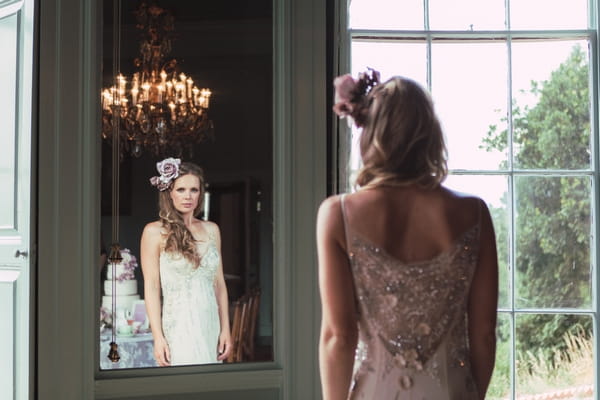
[140,158,232,366]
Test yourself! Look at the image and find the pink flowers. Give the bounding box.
[332,68,381,125]
[149,157,181,191]
[117,248,138,281]
[333,74,358,117]
[106,248,139,282]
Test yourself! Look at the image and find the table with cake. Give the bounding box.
[100,248,157,369]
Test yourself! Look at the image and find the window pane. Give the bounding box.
[429,0,505,30]
[510,0,588,30]
[349,42,428,188]
[516,314,593,397]
[488,312,512,400]
[351,41,427,87]
[349,0,423,30]
[432,42,508,170]
[444,174,510,308]
[514,176,592,309]
[511,41,590,170]
[348,125,361,183]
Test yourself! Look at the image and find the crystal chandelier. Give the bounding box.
[101,3,213,158]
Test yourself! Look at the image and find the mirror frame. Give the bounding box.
[97,0,275,372]
[37,0,327,398]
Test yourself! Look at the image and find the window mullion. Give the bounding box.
[423,0,429,30]
[589,11,600,399]
[424,0,431,91]
[509,149,517,400]
[351,30,591,41]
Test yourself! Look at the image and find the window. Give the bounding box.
[339,0,596,398]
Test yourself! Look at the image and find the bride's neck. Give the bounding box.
[181,212,195,227]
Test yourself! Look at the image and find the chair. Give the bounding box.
[227,295,248,363]
[226,287,261,363]
[241,288,261,361]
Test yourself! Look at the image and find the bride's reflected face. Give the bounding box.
[170,175,201,215]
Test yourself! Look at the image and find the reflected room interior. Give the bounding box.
[99,0,273,369]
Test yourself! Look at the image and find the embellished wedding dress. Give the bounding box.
[341,195,481,399]
[159,234,221,365]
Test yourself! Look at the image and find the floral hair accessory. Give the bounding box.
[149,157,181,191]
[333,67,380,127]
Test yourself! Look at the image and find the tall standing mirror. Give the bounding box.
[98,0,273,369]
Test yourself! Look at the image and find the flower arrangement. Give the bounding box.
[100,306,112,328]
[149,157,181,191]
[107,248,139,282]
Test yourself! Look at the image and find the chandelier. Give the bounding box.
[101,3,213,158]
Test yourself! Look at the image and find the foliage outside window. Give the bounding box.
[343,1,595,398]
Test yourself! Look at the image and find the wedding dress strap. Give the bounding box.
[207,224,215,242]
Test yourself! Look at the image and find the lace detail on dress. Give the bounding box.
[159,236,221,365]
[341,196,482,399]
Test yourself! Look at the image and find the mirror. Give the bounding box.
[99,0,273,369]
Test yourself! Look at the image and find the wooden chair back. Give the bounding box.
[226,287,261,363]
[226,295,247,363]
[242,287,261,360]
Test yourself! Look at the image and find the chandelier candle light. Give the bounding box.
[101,3,213,158]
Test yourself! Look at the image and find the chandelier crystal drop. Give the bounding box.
[101,3,213,158]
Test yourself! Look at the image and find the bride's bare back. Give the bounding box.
[341,185,480,264]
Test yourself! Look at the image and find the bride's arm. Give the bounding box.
[212,222,232,361]
[468,199,499,398]
[140,222,170,366]
[317,196,358,400]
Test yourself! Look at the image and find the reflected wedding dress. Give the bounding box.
[159,233,221,365]
[341,195,481,399]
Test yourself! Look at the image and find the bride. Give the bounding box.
[141,158,231,366]
[318,70,498,399]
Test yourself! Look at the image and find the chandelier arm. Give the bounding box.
[101,2,214,160]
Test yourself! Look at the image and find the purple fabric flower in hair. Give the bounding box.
[333,74,358,117]
[332,68,381,126]
[149,157,181,191]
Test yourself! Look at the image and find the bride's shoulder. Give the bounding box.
[439,186,487,225]
[440,186,483,205]
[194,219,220,238]
[317,194,346,233]
[319,193,344,211]
[142,221,165,237]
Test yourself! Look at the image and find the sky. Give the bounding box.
[346,0,590,206]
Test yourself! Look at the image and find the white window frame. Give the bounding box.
[334,1,600,398]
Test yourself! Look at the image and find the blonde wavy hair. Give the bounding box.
[355,77,448,189]
[158,162,205,267]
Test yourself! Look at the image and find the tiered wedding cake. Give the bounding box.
[102,248,140,313]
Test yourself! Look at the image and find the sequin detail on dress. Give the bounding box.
[342,197,481,400]
[160,235,221,365]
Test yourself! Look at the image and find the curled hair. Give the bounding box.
[355,77,448,189]
[158,162,205,267]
